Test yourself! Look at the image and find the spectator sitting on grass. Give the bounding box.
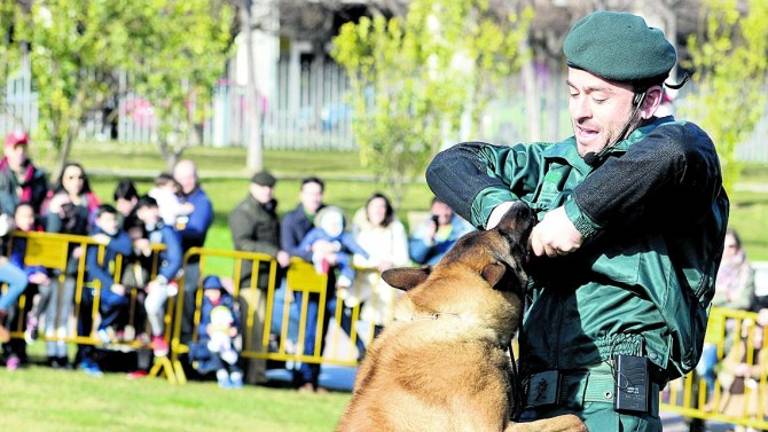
[86,204,133,344]
[189,275,243,389]
[135,196,183,357]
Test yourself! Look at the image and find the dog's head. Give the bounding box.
[382,203,535,340]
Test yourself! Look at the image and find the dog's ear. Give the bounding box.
[481,262,506,287]
[382,266,431,291]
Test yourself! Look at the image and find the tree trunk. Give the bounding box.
[241,0,263,173]
[521,37,541,142]
[158,138,179,171]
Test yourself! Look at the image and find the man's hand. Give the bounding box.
[311,240,336,255]
[134,238,151,256]
[111,284,126,296]
[530,206,583,257]
[29,272,50,285]
[276,250,290,268]
[92,233,111,245]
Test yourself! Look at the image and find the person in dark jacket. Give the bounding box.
[0,131,48,217]
[188,275,243,388]
[425,11,728,431]
[76,205,133,375]
[228,170,289,384]
[135,196,183,357]
[86,205,133,342]
[173,160,213,341]
[280,177,337,393]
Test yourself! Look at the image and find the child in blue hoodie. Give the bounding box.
[188,275,243,388]
[87,204,133,341]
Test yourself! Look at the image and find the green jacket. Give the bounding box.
[426,116,729,383]
[228,194,281,290]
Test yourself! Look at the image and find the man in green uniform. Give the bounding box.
[425,11,729,431]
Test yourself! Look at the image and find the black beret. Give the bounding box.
[564,11,676,82]
[251,170,276,187]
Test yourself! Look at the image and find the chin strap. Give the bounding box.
[583,90,648,167]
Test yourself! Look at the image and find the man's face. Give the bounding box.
[431,201,453,226]
[96,212,119,236]
[300,182,323,215]
[173,161,197,195]
[249,183,274,204]
[567,67,636,157]
[4,144,27,171]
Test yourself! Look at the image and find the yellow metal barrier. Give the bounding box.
[661,306,768,429]
[168,249,381,383]
[3,231,173,379]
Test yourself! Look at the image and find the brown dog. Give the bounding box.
[336,203,585,432]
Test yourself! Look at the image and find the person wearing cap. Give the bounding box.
[0,131,48,217]
[228,170,289,384]
[425,11,728,430]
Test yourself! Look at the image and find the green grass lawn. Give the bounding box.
[0,365,349,431]
[5,141,768,431]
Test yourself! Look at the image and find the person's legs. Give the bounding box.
[294,290,321,389]
[327,295,366,359]
[0,262,28,311]
[144,284,169,337]
[696,343,718,397]
[239,285,268,385]
[181,261,200,342]
[0,262,28,343]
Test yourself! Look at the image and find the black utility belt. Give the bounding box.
[524,355,659,416]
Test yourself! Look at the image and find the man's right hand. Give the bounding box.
[311,240,336,254]
[29,272,50,285]
[277,250,290,268]
[111,284,126,296]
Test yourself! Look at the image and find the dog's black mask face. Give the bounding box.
[382,202,536,295]
[488,203,536,297]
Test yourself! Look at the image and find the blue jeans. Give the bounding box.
[696,343,718,395]
[0,262,28,311]
[99,287,129,330]
[294,291,366,387]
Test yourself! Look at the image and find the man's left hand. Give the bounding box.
[530,206,583,257]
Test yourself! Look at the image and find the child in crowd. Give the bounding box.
[148,173,194,226]
[298,206,368,288]
[8,204,52,347]
[135,196,183,357]
[86,204,133,344]
[189,275,243,388]
[0,213,29,366]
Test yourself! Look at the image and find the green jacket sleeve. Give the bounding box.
[426,141,548,228]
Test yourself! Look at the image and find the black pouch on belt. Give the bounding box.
[614,354,650,414]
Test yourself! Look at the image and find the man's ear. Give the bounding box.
[481,262,506,287]
[639,85,664,120]
[382,266,431,291]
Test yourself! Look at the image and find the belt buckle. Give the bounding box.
[526,370,560,408]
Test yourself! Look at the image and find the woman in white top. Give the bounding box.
[344,193,409,329]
